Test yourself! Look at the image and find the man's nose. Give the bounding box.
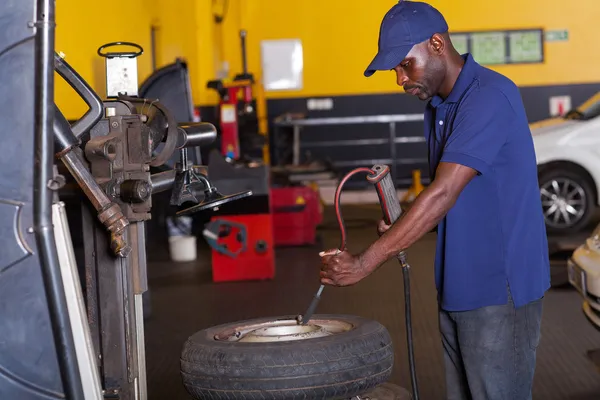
[395,70,408,86]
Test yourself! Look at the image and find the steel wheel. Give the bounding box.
[540,177,587,230]
[213,317,354,343]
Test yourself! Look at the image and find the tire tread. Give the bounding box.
[180,315,394,399]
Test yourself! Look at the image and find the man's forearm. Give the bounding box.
[358,184,454,272]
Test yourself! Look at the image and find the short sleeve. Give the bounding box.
[440,86,514,175]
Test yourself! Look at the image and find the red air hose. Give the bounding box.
[333,167,376,251]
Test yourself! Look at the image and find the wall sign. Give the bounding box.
[471,31,507,65]
[450,28,544,65]
[260,39,304,91]
[549,95,571,117]
[545,30,569,42]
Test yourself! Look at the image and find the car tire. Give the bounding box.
[538,166,596,235]
[180,314,394,400]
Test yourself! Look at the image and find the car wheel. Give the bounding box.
[180,314,393,400]
[539,166,595,235]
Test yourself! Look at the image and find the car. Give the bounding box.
[531,91,600,235]
[568,222,600,331]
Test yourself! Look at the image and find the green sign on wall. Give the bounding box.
[450,33,469,55]
[470,31,506,65]
[545,30,569,42]
[509,30,543,63]
[448,28,545,65]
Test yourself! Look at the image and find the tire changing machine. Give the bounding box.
[0,2,411,399]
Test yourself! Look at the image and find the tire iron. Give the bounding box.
[299,284,324,325]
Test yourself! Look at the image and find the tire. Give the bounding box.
[180,314,394,400]
[538,166,596,235]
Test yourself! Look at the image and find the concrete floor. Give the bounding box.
[143,205,600,400]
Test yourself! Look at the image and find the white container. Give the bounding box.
[169,235,197,262]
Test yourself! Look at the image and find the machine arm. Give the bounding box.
[150,122,217,194]
[149,121,253,211]
[54,53,103,138]
[53,105,131,257]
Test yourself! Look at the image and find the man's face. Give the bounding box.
[392,39,445,101]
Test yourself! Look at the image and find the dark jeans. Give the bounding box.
[439,289,543,400]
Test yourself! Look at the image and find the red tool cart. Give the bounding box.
[271,185,323,247]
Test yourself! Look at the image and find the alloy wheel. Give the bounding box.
[540,177,586,229]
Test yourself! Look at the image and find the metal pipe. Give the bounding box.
[273,113,425,126]
[60,148,131,257]
[150,170,176,194]
[53,104,81,156]
[150,25,157,71]
[53,53,103,138]
[176,122,217,149]
[240,30,248,74]
[34,0,84,398]
[62,149,112,210]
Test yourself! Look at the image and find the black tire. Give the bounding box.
[538,166,596,235]
[180,314,394,400]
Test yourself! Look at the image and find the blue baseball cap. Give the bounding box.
[364,1,449,77]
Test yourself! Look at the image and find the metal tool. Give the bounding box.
[299,164,420,400]
[298,285,324,325]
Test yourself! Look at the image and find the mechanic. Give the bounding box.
[319,1,551,399]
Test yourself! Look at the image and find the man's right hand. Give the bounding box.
[377,219,392,236]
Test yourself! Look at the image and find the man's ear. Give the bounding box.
[429,33,445,55]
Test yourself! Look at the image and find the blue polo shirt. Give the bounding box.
[426,54,551,311]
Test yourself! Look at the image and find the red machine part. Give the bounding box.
[209,213,275,283]
[216,81,254,160]
[271,186,323,247]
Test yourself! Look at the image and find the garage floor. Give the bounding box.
[143,205,600,400]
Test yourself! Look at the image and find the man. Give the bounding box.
[319,1,550,399]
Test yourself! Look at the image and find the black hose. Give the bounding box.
[400,255,419,400]
[34,0,84,398]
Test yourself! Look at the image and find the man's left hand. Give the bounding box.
[319,249,370,287]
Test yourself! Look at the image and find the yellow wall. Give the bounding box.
[54,0,600,114]
[220,0,600,100]
[55,0,204,120]
[55,0,153,120]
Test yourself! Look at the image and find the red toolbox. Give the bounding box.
[271,185,323,247]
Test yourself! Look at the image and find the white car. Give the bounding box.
[531,92,600,235]
[568,225,600,330]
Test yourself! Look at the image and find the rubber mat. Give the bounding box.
[143,205,600,400]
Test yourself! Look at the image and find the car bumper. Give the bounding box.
[568,242,600,329]
[583,300,600,332]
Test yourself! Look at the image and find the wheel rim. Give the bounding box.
[213,317,354,343]
[540,177,586,229]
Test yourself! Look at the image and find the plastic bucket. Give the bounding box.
[169,235,197,262]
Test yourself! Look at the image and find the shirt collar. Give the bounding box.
[429,53,478,108]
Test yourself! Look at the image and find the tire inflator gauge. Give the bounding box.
[298,164,420,400]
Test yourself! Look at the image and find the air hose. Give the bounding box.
[301,165,420,400]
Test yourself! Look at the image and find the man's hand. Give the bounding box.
[319,249,372,287]
[377,219,392,236]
